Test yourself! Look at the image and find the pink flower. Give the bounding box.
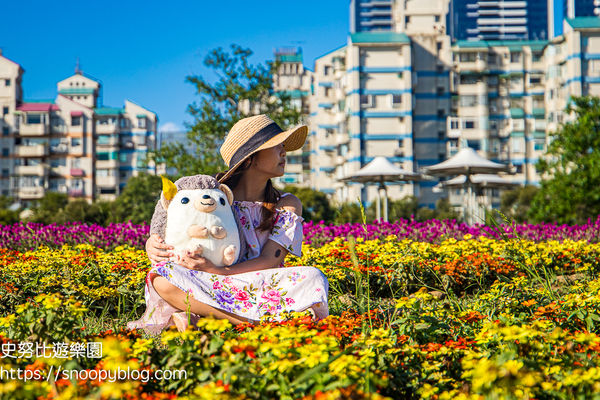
[235,291,250,301]
[244,301,252,308]
[261,289,281,305]
[223,277,233,285]
[213,281,223,290]
[285,297,295,306]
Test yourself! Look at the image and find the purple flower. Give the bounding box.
[215,290,235,305]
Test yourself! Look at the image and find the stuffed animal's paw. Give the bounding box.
[210,225,227,239]
[187,225,209,239]
[222,245,237,266]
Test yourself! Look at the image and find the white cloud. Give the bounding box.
[159,121,184,133]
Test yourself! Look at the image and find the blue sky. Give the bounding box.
[0,1,349,133]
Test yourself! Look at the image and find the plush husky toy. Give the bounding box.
[150,174,241,267]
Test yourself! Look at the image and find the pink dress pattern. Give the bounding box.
[127,193,329,335]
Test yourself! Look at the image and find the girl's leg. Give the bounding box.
[152,276,254,325]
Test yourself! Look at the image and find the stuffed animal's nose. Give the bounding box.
[194,197,217,213]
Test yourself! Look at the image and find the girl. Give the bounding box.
[127,115,329,334]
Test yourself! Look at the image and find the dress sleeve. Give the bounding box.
[267,208,304,257]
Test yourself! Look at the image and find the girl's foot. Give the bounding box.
[172,312,199,332]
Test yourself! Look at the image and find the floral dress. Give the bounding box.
[127,193,329,335]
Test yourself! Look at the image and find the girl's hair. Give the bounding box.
[215,153,282,232]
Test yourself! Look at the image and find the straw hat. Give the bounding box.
[218,114,307,183]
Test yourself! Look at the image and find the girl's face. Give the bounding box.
[251,143,286,178]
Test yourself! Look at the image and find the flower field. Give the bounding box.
[1,220,600,399]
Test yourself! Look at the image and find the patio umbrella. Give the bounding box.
[340,156,424,222]
[423,148,512,224]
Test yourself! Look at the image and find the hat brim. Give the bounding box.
[217,124,308,184]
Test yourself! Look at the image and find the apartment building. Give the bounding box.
[272,48,313,186]
[303,1,600,212]
[0,52,157,205]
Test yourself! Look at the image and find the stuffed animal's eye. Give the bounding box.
[181,197,190,204]
[220,197,226,206]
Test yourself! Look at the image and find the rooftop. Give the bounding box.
[566,17,600,29]
[350,32,410,44]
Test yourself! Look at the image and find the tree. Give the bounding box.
[530,96,600,224]
[111,173,162,224]
[0,196,19,225]
[281,185,335,222]
[500,185,539,223]
[54,200,112,225]
[29,192,69,223]
[153,44,303,178]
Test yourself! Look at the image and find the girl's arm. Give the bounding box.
[178,239,288,275]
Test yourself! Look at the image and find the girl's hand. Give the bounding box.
[146,234,174,264]
[179,250,222,274]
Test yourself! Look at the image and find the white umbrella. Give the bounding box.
[340,156,424,222]
[440,174,519,188]
[423,148,512,224]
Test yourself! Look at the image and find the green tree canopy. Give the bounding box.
[530,96,600,224]
[500,185,539,223]
[153,44,302,178]
[112,173,162,224]
[281,185,335,222]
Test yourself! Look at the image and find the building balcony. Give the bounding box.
[49,144,69,154]
[96,124,119,135]
[96,135,119,146]
[15,164,49,176]
[68,189,84,197]
[96,176,118,187]
[18,186,45,199]
[19,123,49,136]
[70,168,85,177]
[15,145,48,157]
[96,159,119,169]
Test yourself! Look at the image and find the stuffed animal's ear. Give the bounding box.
[219,184,234,205]
[160,175,178,209]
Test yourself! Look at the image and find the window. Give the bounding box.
[488,53,497,64]
[511,138,525,153]
[391,94,402,108]
[97,152,110,161]
[530,75,542,85]
[437,109,445,118]
[71,138,81,147]
[71,158,81,168]
[488,76,498,85]
[1,169,7,177]
[405,16,410,24]
[2,148,8,157]
[437,86,444,96]
[437,41,442,51]
[464,120,475,129]
[360,94,373,108]
[120,118,129,128]
[71,116,81,126]
[510,52,521,63]
[435,15,440,22]
[4,79,10,87]
[532,52,542,62]
[26,114,42,124]
[460,75,479,85]
[2,127,8,136]
[137,117,146,129]
[120,153,128,163]
[324,66,331,76]
[534,138,545,151]
[324,87,331,97]
[460,95,478,107]
[467,139,480,150]
[2,107,7,116]
[460,53,477,62]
